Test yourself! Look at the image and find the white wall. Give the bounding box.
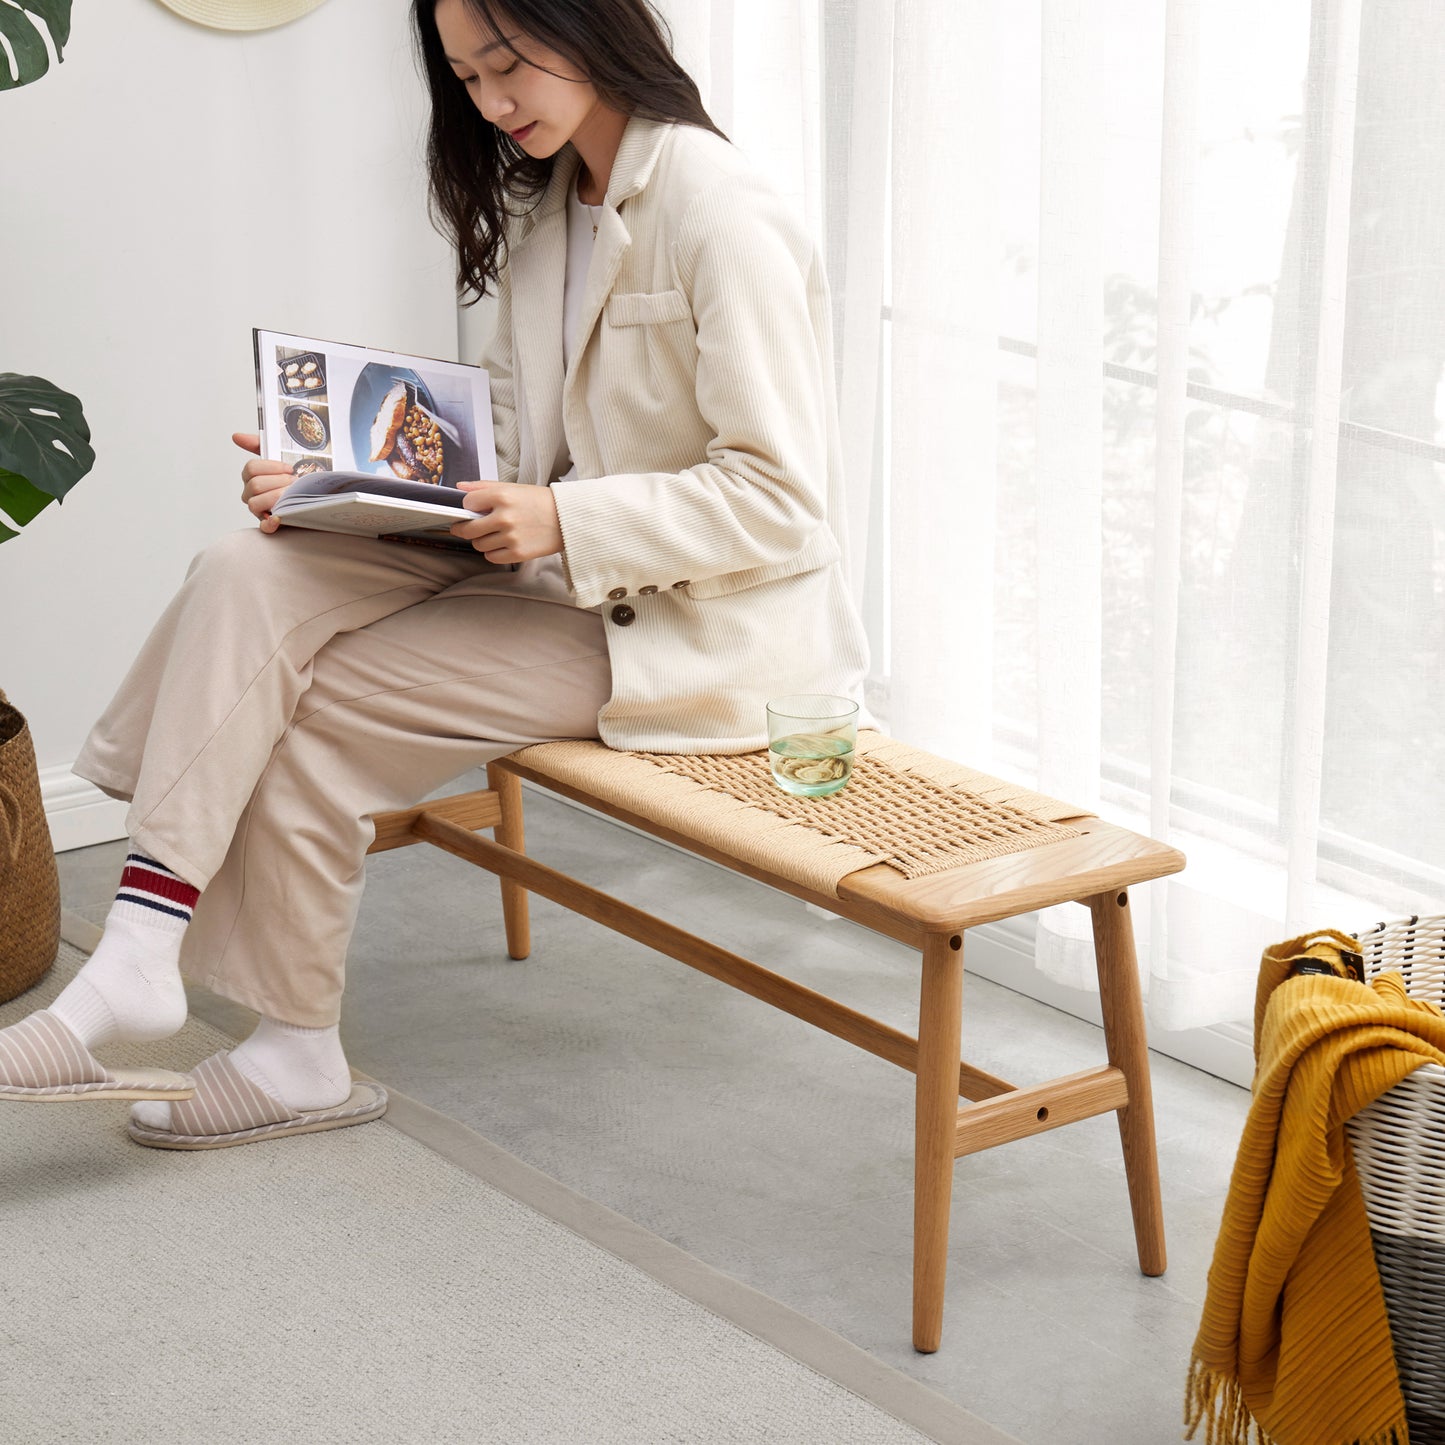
[0,0,463,846]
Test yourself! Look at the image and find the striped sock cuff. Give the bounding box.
[114,851,200,927]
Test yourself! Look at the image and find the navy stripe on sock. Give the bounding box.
[115,891,193,922]
[126,851,181,879]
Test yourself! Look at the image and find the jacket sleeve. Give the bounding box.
[477,260,521,488]
[549,173,835,606]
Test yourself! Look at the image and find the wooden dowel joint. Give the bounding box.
[953,1066,1129,1158]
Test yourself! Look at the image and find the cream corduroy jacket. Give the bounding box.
[482,114,869,752]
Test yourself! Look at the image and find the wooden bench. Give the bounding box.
[367,737,1185,1353]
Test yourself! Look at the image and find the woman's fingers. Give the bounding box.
[244,479,292,534]
[452,482,499,550]
[241,460,295,518]
[449,512,503,547]
[245,479,290,520]
[241,457,294,486]
[448,482,561,562]
[234,432,289,532]
[247,481,290,513]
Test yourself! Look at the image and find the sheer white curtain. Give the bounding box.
[666,0,1445,1035]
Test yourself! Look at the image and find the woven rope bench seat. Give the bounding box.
[498,734,1182,938]
[369,730,1186,1352]
[505,731,1095,899]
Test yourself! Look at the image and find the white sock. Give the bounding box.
[132,1017,350,1132]
[49,858,195,1051]
[230,1018,351,1109]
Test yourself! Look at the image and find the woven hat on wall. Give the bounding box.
[153,0,330,31]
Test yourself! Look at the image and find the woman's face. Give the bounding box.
[434,0,605,157]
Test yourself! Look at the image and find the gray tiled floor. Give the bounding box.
[58,776,1248,1445]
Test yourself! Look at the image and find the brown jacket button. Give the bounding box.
[671,580,690,589]
[610,604,636,626]
[607,587,627,600]
[638,585,658,595]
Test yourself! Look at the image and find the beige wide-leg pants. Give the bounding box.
[73,527,611,1028]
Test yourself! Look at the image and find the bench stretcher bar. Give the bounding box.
[409,810,1020,1106]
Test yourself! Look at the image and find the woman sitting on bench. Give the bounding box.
[0,0,867,1148]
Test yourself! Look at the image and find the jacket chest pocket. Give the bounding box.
[600,289,696,412]
[605,288,692,327]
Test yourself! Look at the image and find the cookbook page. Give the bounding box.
[253,329,498,489]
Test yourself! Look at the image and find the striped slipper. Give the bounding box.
[127,1050,387,1150]
[0,1010,196,1103]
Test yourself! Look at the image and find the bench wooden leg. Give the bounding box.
[1087,889,1167,1277]
[487,762,531,960]
[914,931,964,1353]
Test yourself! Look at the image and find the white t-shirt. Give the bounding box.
[556,177,601,485]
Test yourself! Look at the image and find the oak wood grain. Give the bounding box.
[368,789,502,853]
[837,820,1186,930]
[1089,890,1167,1276]
[953,1065,1129,1158]
[914,933,964,1353]
[487,763,531,960]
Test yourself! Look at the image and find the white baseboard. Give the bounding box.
[42,767,129,854]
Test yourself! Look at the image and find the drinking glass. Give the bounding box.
[766,694,859,797]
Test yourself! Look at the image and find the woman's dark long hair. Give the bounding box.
[412,0,727,301]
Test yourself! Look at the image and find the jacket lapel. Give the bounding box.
[562,206,629,404]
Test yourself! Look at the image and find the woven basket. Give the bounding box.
[0,690,60,1004]
[1346,913,1445,1445]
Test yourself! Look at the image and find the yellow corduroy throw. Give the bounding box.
[1186,928,1445,1445]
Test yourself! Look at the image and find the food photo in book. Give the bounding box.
[350,363,481,488]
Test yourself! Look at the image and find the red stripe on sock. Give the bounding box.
[119,865,200,909]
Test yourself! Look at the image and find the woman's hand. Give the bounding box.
[233,432,294,534]
[450,481,563,564]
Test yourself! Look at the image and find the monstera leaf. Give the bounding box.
[0,375,94,542]
[0,1,72,90]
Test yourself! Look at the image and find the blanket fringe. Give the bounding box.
[1185,1357,1276,1445]
[1184,1356,1409,1445]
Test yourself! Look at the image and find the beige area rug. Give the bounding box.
[0,919,1015,1445]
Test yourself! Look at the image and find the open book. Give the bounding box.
[269,468,472,540]
[253,328,500,552]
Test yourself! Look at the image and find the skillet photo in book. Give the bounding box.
[253,329,502,553]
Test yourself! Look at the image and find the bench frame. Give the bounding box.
[369,757,1178,1353]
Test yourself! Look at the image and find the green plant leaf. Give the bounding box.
[0,0,71,90]
[26,0,69,48]
[0,466,56,531]
[0,374,94,507]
